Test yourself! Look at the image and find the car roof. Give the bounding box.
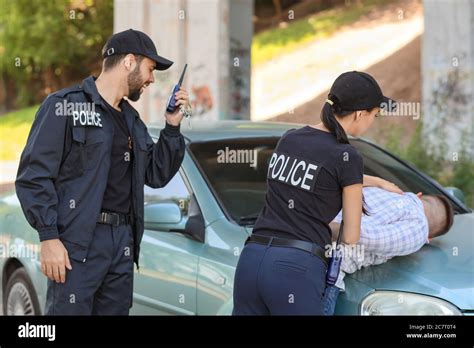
[148,120,361,143]
[148,120,308,142]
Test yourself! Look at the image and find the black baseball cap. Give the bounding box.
[328,71,396,112]
[103,29,173,70]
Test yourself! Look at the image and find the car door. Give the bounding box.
[131,171,203,315]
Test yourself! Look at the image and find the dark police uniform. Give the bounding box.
[232,126,363,315]
[15,76,185,315]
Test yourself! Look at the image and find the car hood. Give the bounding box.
[347,213,474,311]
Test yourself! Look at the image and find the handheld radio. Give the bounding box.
[326,220,344,287]
[166,64,188,114]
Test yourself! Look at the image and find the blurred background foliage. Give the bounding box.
[0,0,113,110]
[252,0,390,65]
[385,122,474,208]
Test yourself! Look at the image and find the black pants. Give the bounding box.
[232,242,327,315]
[45,223,134,315]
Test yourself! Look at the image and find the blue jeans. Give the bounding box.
[232,242,327,315]
[322,285,340,315]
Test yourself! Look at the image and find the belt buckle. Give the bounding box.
[109,212,120,226]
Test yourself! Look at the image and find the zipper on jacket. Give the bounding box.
[130,121,140,272]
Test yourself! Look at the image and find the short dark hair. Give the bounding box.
[101,42,144,71]
[432,195,454,237]
[102,54,127,71]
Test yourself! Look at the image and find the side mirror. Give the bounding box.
[144,202,182,225]
[444,186,465,204]
[144,195,205,243]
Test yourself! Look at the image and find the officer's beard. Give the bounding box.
[127,67,144,102]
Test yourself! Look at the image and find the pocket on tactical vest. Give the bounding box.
[83,128,104,171]
[60,127,86,180]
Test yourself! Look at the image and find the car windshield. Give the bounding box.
[188,137,464,225]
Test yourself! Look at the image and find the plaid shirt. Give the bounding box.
[333,187,429,290]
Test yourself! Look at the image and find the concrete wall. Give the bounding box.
[114,0,253,125]
[422,0,474,156]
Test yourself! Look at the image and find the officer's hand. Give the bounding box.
[376,177,404,194]
[164,86,190,126]
[40,239,72,283]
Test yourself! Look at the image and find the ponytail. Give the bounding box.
[320,95,370,216]
[320,95,350,144]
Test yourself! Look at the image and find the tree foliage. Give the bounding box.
[0,0,113,108]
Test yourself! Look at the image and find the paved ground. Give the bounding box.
[271,34,422,146]
[251,0,423,122]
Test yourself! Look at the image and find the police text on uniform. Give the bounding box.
[55,100,103,127]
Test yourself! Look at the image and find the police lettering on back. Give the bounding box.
[267,152,320,191]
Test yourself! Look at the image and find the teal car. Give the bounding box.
[1,121,472,315]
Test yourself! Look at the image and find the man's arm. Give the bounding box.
[143,122,185,188]
[143,86,188,188]
[15,95,72,283]
[15,95,66,241]
[363,174,403,194]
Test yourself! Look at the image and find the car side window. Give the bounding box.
[351,140,441,195]
[144,172,190,216]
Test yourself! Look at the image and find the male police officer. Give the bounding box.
[15,29,190,315]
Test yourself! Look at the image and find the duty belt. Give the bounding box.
[97,211,131,226]
[245,234,328,267]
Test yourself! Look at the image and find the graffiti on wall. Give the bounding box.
[230,37,250,120]
[191,85,214,116]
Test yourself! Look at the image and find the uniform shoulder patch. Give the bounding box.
[54,84,83,98]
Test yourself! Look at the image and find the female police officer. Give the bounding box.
[232,71,396,315]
